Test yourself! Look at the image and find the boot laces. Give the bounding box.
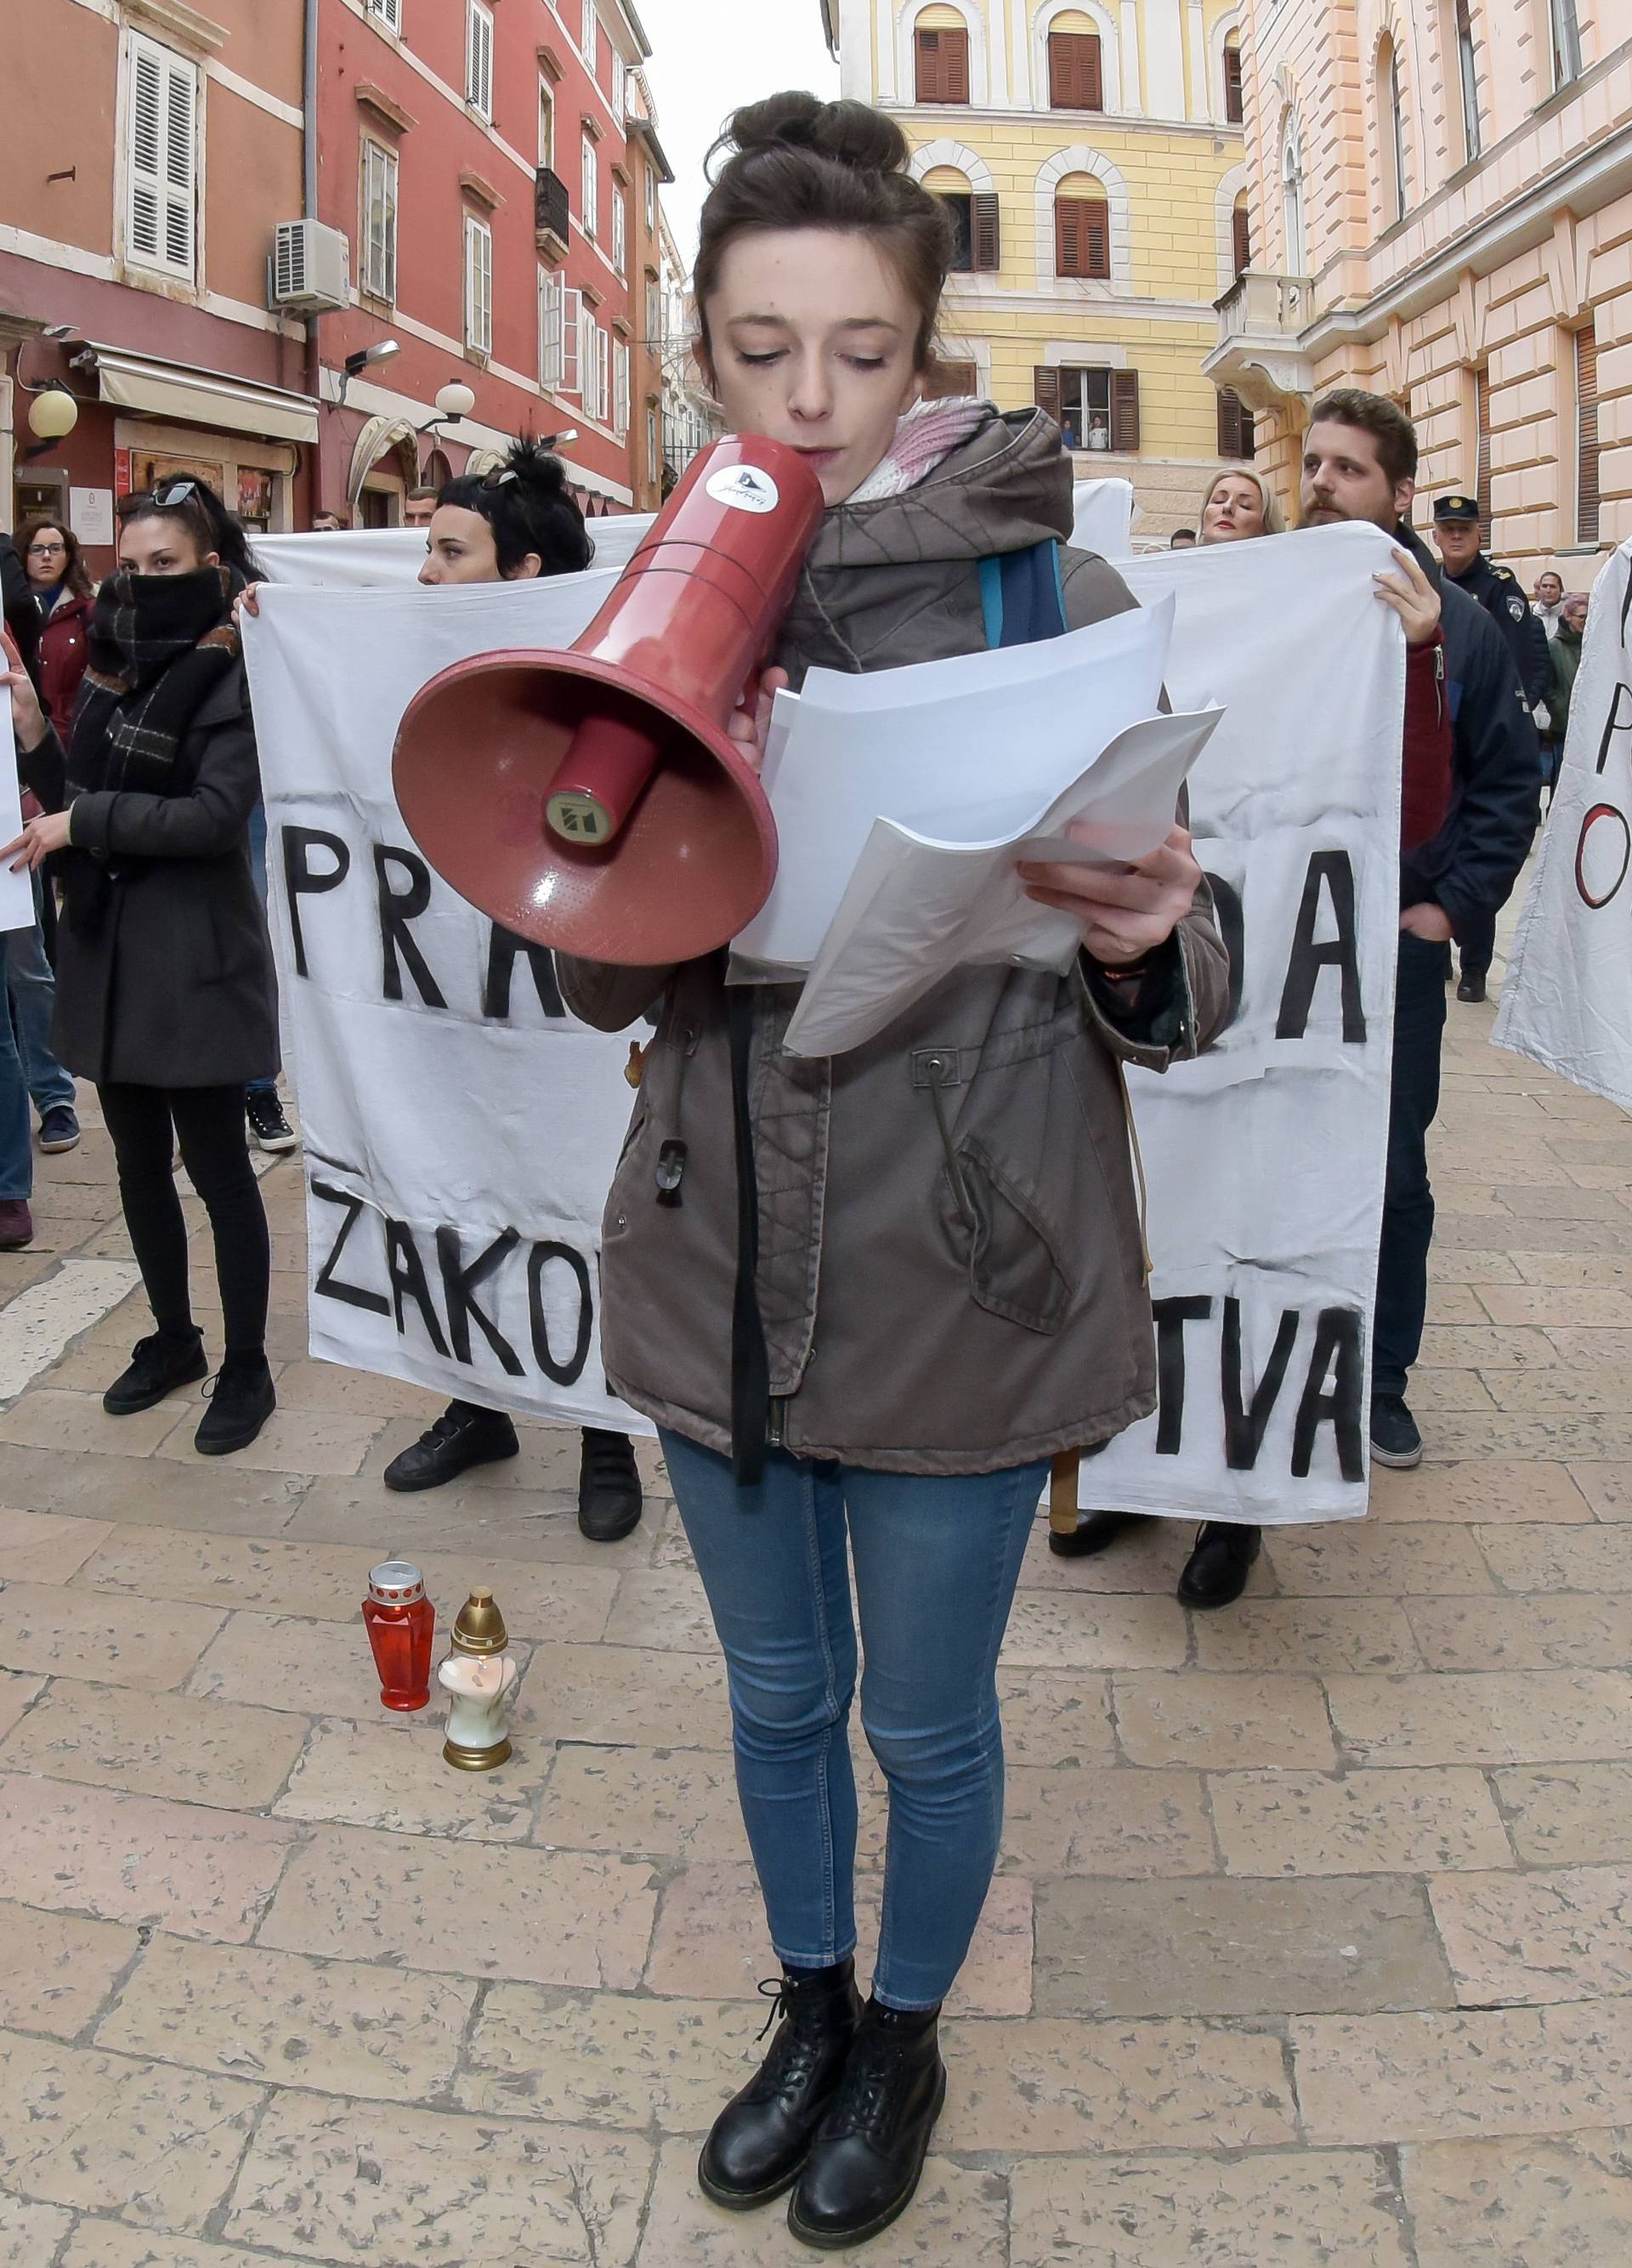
[751,1977,827,2101]
[822,2023,908,2141]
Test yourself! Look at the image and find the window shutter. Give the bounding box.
[1216,388,1245,459]
[1224,44,1244,123]
[1050,31,1102,110]
[561,286,581,392]
[1110,369,1141,453]
[1085,198,1109,278]
[615,337,630,436]
[1034,366,1063,424]
[539,269,562,387]
[598,326,611,424]
[128,35,198,279]
[971,191,1000,271]
[1577,327,1601,546]
[464,216,492,354]
[1232,201,1251,277]
[915,29,942,102]
[943,27,970,100]
[925,358,978,400]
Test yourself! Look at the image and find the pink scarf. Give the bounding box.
[847,395,989,504]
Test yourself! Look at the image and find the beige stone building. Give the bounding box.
[820,0,1251,538]
[1208,2,1632,582]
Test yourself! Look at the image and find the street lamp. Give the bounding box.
[434,381,476,421]
[338,338,401,403]
[24,384,79,458]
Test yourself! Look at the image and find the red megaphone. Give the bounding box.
[391,434,825,965]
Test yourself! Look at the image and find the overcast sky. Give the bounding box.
[638,0,842,266]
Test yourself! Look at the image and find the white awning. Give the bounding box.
[91,349,320,445]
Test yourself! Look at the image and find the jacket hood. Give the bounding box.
[808,405,1073,574]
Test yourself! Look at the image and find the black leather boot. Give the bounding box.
[1176,1522,1261,1608]
[698,1959,863,2212]
[788,1998,946,2249]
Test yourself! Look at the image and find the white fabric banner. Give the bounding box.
[1494,540,1632,1108]
[246,516,1402,1522]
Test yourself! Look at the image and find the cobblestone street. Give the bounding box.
[3,952,1632,2264]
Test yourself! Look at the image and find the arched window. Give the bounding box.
[921,162,1000,271]
[1223,34,1244,124]
[1454,0,1481,162]
[1550,0,1582,88]
[914,6,971,103]
[1379,37,1408,225]
[1054,173,1110,279]
[1281,118,1305,275]
[1232,194,1250,277]
[1047,10,1104,111]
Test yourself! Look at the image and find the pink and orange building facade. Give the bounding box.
[1208,0,1632,582]
[1,0,671,575]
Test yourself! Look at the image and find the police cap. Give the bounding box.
[1433,494,1482,524]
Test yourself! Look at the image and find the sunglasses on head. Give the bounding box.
[480,466,519,490]
[116,477,205,513]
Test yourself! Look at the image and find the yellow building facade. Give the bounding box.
[820,0,1250,536]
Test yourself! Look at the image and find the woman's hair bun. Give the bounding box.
[502,435,570,492]
[717,94,909,181]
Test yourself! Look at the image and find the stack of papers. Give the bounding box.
[728,595,1221,1057]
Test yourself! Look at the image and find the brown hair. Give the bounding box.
[15,516,94,600]
[1309,388,1420,488]
[693,92,955,375]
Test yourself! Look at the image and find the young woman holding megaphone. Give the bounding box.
[556,94,1232,2248]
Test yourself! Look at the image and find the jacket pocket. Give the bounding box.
[941,1135,1075,1335]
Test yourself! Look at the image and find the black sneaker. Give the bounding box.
[196,1355,276,1455]
[578,1426,643,1542]
[246,1088,298,1152]
[383,1400,519,1493]
[37,1105,80,1154]
[1456,971,1488,1004]
[1370,1393,1423,1470]
[104,1330,209,1415]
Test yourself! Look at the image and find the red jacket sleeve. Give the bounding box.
[1402,629,1454,855]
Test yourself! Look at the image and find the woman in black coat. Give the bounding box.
[2,478,278,1454]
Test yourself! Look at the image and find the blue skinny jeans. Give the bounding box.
[660,1430,1046,2011]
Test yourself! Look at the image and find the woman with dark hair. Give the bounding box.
[17,518,96,740]
[2,476,280,1454]
[556,94,1229,2247]
[389,440,644,1541]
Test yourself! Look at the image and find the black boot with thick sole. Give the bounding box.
[698,1959,863,2213]
[195,1355,276,1456]
[788,1998,946,2249]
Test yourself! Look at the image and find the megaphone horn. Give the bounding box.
[391,434,826,967]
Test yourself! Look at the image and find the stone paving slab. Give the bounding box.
[2,980,1632,2259]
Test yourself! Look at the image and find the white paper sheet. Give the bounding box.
[735,596,1175,971]
[781,707,1219,1057]
[0,692,36,934]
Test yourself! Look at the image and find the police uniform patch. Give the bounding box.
[1508,596,1526,620]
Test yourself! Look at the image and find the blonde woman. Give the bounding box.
[1198,467,1284,545]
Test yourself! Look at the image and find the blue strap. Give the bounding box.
[983,539,1068,649]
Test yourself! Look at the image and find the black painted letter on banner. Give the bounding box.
[384,1219,450,1355]
[527,1241,594,1385]
[1290,1306,1365,1480]
[373,847,447,1008]
[1221,1296,1300,1469]
[281,827,349,979]
[436,1225,524,1374]
[310,1180,389,1315]
[1152,1295,1214,1454]
[1276,849,1367,1043]
[484,926,566,1020]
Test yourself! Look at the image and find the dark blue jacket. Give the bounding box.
[1398,524,1541,933]
[1450,550,1553,708]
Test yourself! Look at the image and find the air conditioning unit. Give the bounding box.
[271,219,351,314]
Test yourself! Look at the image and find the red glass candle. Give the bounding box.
[362,1561,435,1711]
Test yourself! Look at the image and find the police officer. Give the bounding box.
[1431,495,1550,1001]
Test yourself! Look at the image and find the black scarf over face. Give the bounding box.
[63,564,241,930]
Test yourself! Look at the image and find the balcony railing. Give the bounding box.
[1214,269,1312,340]
[535,166,570,254]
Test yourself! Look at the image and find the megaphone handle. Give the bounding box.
[727,662,790,778]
